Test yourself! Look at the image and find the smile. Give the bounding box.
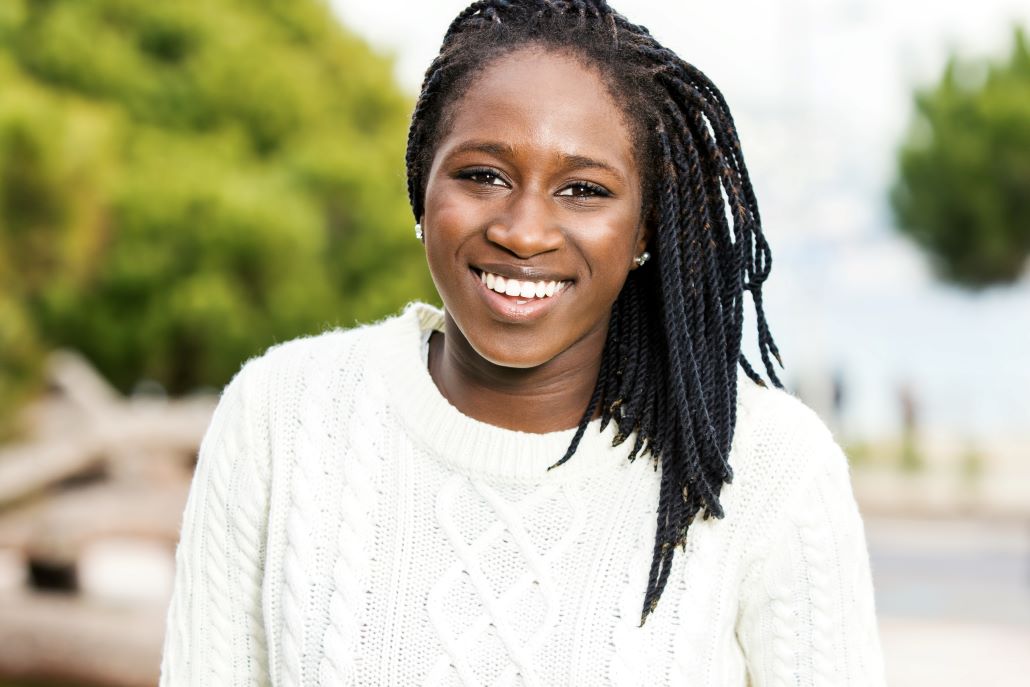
[477,270,569,301]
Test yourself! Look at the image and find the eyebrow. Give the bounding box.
[446,140,626,183]
[559,153,625,183]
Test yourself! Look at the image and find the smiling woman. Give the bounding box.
[159,2,886,685]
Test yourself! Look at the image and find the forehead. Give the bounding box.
[438,47,638,175]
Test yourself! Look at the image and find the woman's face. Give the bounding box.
[422,47,648,370]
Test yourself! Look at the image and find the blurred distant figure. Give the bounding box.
[832,369,846,417]
[898,381,922,471]
[830,367,848,440]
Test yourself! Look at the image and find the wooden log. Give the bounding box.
[46,350,122,421]
[0,479,188,586]
[0,589,163,687]
[0,499,44,553]
[0,400,213,509]
[44,350,217,452]
[0,350,209,685]
[0,437,107,509]
[0,348,216,509]
[23,481,190,563]
[96,399,217,458]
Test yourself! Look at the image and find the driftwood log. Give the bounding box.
[0,350,215,510]
[0,350,216,686]
[0,589,164,687]
[0,481,190,584]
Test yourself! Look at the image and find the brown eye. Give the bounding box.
[556,182,610,198]
[458,168,508,187]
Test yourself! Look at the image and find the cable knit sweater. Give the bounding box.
[160,302,884,686]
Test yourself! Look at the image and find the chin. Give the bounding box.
[466,334,558,370]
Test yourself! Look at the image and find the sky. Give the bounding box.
[330,0,1030,441]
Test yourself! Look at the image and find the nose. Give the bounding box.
[484,189,563,259]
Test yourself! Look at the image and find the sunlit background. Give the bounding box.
[1,0,1028,685]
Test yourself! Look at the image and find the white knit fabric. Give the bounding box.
[160,302,885,686]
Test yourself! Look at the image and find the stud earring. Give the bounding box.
[634,251,651,268]
[415,223,423,241]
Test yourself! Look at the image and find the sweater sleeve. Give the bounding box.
[735,435,886,686]
[160,357,273,686]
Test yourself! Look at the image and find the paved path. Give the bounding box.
[866,516,1030,686]
[879,617,1030,686]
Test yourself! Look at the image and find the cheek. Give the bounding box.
[424,180,484,243]
[422,189,483,301]
[576,212,642,279]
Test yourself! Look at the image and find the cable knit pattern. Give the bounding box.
[736,421,886,686]
[319,375,383,686]
[226,382,272,687]
[160,302,885,686]
[279,349,321,685]
[160,350,273,686]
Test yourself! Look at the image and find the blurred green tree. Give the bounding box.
[891,27,1030,288]
[0,0,433,413]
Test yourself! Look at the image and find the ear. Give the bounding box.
[634,224,652,257]
[631,208,655,268]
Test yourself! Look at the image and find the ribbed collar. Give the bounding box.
[369,302,635,485]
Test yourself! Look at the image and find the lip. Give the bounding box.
[469,267,570,323]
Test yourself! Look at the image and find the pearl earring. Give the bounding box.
[415,223,423,241]
[634,251,651,267]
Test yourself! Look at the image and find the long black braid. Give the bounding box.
[405,0,784,625]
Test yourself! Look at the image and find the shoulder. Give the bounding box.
[733,374,843,472]
[732,382,883,684]
[234,304,427,395]
[249,319,377,381]
[723,374,853,541]
[214,305,427,437]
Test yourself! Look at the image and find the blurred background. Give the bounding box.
[0,0,1027,685]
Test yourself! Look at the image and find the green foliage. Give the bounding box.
[898,431,924,473]
[891,27,1030,288]
[959,441,985,486]
[0,291,41,440]
[0,0,434,411]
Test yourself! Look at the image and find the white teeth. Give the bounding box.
[479,271,568,299]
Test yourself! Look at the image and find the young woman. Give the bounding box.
[161,1,885,684]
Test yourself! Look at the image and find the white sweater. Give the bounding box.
[160,302,884,686]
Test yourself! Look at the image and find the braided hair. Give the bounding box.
[405,0,784,625]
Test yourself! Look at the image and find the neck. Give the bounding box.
[428,312,605,433]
